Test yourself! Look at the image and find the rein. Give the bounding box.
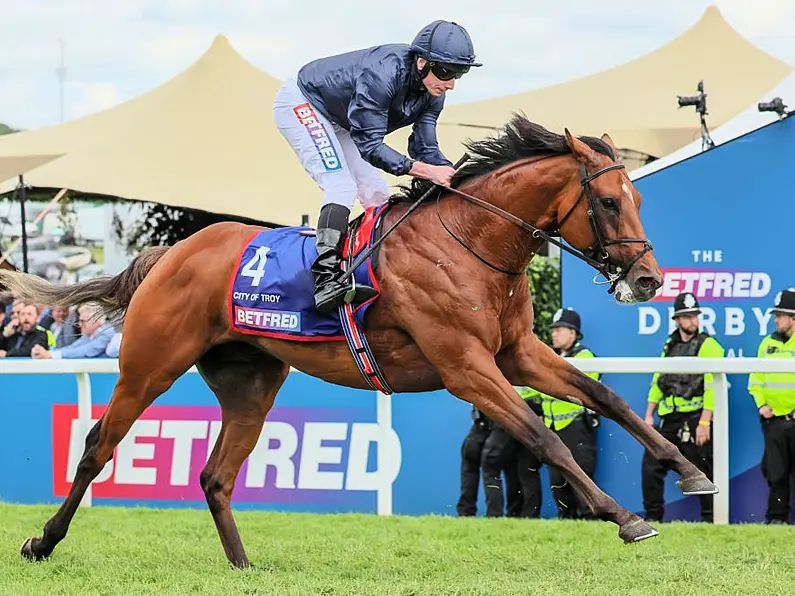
[437,161,653,294]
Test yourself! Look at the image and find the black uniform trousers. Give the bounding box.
[548,415,598,519]
[760,415,795,523]
[457,420,524,517]
[480,424,542,517]
[641,410,713,522]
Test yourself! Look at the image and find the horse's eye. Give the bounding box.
[600,197,619,213]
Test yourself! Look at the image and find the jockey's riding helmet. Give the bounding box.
[410,20,482,80]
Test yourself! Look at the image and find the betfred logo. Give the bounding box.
[293,102,342,172]
[654,268,772,301]
[52,405,401,507]
[234,306,301,331]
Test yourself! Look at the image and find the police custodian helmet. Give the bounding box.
[672,292,701,319]
[772,288,795,315]
[551,307,582,337]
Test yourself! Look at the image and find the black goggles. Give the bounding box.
[429,62,470,81]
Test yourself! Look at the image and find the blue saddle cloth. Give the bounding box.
[229,209,384,341]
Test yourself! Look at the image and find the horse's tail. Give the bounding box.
[0,246,169,325]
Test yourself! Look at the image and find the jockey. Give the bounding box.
[273,20,481,313]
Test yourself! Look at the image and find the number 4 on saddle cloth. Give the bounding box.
[229,203,392,394]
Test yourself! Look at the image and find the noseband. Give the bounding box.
[437,160,653,294]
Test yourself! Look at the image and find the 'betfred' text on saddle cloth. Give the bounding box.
[228,207,385,341]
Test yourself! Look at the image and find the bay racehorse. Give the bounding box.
[1,115,717,568]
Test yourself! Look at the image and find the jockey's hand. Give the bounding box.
[410,162,456,187]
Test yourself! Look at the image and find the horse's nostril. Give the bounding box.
[637,276,661,291]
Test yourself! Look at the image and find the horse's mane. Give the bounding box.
[392,112,616,203]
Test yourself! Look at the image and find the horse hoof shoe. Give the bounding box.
[620,519,659,544]
[678,475,719,496]
[20,538,38,561]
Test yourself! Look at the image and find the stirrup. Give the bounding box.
[343,273,378,304]
[343,283,378,305]
[315,278,377,314]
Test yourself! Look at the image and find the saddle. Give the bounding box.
[229,203,393,393]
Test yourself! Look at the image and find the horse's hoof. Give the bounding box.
[677,474,719,496]
[20,538,45,562]
[619,518,659,544]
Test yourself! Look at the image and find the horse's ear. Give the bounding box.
[600,133,618,154]
[564,128,597,165]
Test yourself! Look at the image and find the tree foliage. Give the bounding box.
[526,255,561,345]
[116,202,274,252]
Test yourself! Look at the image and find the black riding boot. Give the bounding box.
[312,203,377,313]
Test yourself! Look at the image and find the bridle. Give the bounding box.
[436,160,653,294]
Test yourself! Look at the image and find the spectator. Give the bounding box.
[1,298,24,333]
[36,304,51,326]
[0,303,49,357]
[748,288,795,525]
[106,330,122,358]
[40,306,80,349]
[31,304,114,360]
[641,292,725,523]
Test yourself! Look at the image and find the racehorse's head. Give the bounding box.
[556,130,662,303]
[395,115,661,304]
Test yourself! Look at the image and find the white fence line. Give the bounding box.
[567,357,795,525]
[2,357,794,523]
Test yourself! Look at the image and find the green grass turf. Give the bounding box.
[1,503,793,595]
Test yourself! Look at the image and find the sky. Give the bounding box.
[2,0,795,130]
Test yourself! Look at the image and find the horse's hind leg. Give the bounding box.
[196,342,288,569]
[21,352,203,562]
[499,334,717,497]
[21,303,211,561]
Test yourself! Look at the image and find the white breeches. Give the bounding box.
[273,78,392,212]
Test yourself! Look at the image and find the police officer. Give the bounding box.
[527,308,601,519]
[748,288,795,524]
[456,406,493,516]
[641,292,725,523]
[513,387,544,518]
[456,406,524,517]
[477,392,545,518]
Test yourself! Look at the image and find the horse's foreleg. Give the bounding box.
[438,346,658,542]
[498,334,717,496]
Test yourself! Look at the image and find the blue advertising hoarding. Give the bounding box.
[562,116,795,522]
[1,371,565,519]
[2,119,792,521]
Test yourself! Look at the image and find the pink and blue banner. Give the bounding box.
[52,404,396,509]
